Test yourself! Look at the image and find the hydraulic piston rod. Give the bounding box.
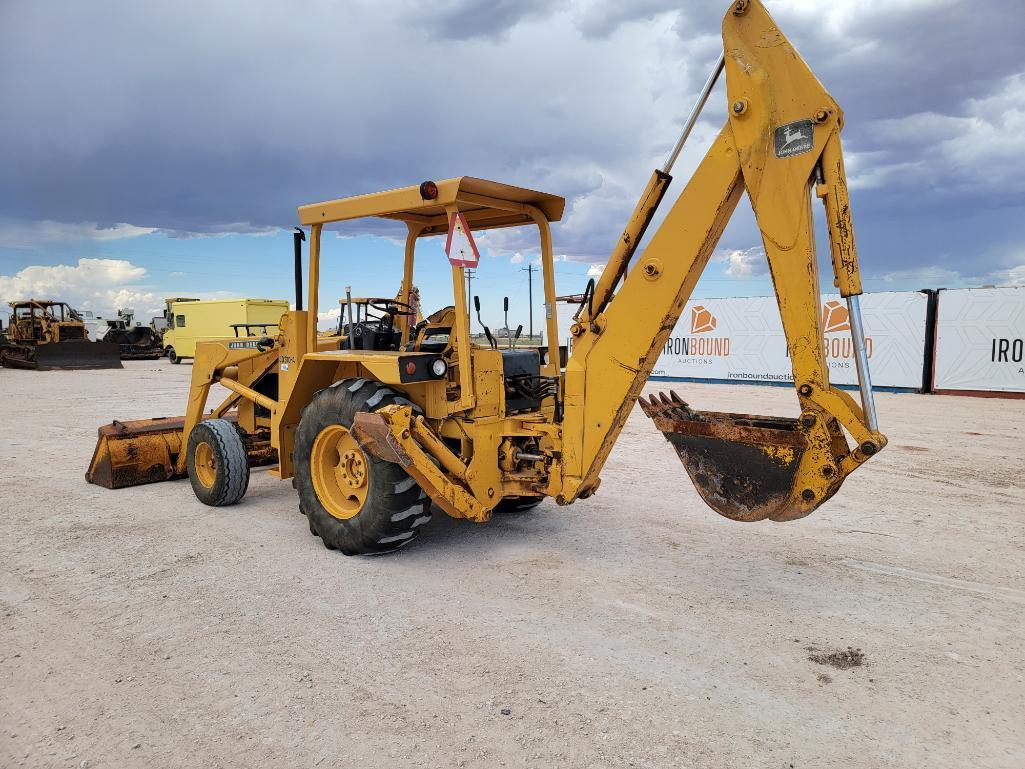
[584,53,727,323]
[662,52,726,174]
[846,294,879,432]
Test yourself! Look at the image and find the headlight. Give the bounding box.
[431,358,448,377]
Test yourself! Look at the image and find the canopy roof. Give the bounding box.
[9,299,69,308]
[298,177,565,235]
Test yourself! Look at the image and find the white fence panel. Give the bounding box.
[933,286,1025,393]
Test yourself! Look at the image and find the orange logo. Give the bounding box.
[690,305,717,334]
[821,300,850,334]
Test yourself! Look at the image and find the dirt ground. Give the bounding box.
[1,361,1023,769]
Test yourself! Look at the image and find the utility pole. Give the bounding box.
[520,264,535,339]
[465,268,476,332]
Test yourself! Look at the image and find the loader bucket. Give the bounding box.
[35,340,123,370]
[86,417,186,489]
[639,391,811,522]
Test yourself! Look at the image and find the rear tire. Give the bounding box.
[187,419,250,506]
[167,347,180,364]
[294,379,431,555]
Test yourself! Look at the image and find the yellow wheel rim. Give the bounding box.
[310,424,369,520]
[194,441,217,488]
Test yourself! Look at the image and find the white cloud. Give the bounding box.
[990,264,1025,287]
[509,252,524,264]
[317,306,341,331]
[0,220,156,249]
[0,258,161,316]
[849,74,1025,197]
[715,246,768,278]
[1006,265,1025,285]
[586,263,604,277]
[881,266,962,285]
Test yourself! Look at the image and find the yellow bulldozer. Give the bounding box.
[87,0,886,553]
[1,300,122,370]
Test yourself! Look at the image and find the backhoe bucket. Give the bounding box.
[35,340,123,370]
[86,417,186,489]
[639,391,813,522]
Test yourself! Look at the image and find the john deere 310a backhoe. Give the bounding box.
[87,0,886,554]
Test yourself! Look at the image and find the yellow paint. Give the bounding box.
[762,445,796,464]
[310,425,369,519]
[193,441,217,488]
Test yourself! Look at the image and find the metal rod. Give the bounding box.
[344,285,353,345]
[662,52,726,174]
[846,295,878,433]
[515,452,545,463]
[293,227,305,312]
[217,376,277,413]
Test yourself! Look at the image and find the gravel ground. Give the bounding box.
[1,361,1023,769]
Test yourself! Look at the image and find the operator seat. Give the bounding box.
[404,305,455,353]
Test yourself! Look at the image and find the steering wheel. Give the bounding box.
[367,299,414,338]
[368,299,413,318]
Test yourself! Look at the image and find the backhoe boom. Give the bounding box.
[560,0,886,519]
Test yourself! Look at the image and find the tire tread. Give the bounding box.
[187,418,250,506]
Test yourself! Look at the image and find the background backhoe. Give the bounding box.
[87,0,886,554]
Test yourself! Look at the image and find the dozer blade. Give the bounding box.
[35,340,123,370]
[86,417,186,489]
[639,390,818,523]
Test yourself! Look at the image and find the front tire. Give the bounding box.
[187,419,250,506]
[167,347,180,364]
[294,379,431,555]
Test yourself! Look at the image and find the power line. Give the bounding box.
[520,264,536,338]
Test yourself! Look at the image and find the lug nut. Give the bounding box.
[732,99,748,115]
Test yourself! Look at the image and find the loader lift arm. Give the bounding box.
[559,0,886,519]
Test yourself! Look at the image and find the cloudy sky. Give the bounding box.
[1,0,1023,329]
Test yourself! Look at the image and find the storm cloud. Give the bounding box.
[1,0,1023,282]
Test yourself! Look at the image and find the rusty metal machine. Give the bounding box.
[94,309,163,360]
[87,0,886,553]
[1,300,122,370]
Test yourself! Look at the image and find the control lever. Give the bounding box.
[503,297,511,349]
[473,295,497,349]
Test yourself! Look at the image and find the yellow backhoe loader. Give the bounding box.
[2,300,122,370]
[87,0,886,553]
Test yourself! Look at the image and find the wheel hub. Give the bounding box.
[339,449,366,488]
[310,424,369,520]
[194,441,217,488]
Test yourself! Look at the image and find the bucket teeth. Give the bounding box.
[639,390,694,421]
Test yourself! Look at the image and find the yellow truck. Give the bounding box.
[162,298,290,364]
